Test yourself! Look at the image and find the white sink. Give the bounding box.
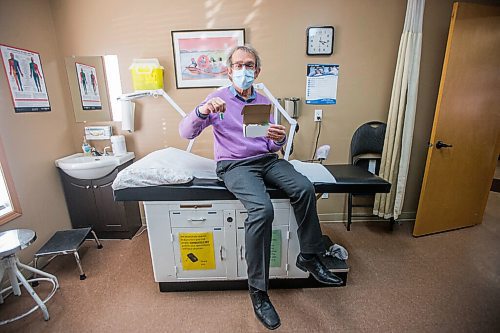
[55,152,134,179]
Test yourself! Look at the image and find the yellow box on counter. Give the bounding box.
[129,58,164,90]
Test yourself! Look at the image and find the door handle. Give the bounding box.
[219,245,225,260]
[240,245,245,260]
[435,141,453,149]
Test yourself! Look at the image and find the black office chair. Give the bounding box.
[347,121,387,231]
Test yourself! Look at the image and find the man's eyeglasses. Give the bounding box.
[231,62,256,70]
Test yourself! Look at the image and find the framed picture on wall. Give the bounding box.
[0,44,51,113]
[171,29,245,88]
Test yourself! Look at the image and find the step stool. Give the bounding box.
[34,227,102,280]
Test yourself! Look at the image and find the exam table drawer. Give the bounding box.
[236,208,290,227]
[170,210,223,228]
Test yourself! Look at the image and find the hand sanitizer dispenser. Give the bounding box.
[284,97,300,119]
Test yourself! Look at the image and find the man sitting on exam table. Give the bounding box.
[179,45,342,331]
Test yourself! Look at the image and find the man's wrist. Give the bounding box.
[274,136,287,146]
[195,106,209,119]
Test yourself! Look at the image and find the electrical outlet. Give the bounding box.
[314,109,323,122]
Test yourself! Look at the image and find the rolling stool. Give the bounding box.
[0,229,59,325]
[34,227,102,281]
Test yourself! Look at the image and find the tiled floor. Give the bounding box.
[1,191,499,332]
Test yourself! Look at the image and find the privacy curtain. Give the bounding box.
[373,0,425,220]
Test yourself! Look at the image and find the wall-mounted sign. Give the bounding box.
[0,44,51,112]
[270,229,282,268]
[306,63,339,105]
[179,231,216,270]
[75,62,102,110]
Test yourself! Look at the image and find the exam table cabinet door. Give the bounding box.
[171,227,227,279]
[236,226,289,278]
[236,208,290,277]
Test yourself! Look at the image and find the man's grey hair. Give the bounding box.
[226,44,261,69]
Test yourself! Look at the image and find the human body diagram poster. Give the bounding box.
[0,44,51,112]
[75,62,102,110]
[306,64,339,105]
[179,232,216,270]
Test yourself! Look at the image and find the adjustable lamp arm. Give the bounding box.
[254,83,297,160]
[117,89,194,152]
[118,85,298,159]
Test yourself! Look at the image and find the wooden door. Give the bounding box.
[413,3,500,236]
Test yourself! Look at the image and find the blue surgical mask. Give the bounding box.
[232,69,255,90]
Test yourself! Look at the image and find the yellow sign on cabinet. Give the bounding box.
[179,232,216,270]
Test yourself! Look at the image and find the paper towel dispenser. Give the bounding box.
[120,100,135,132]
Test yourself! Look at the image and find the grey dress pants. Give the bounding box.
[216,154,325,291]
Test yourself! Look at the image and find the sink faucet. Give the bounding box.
[91,146,112,156]
[103,146,111,156]
[90,147,101,156]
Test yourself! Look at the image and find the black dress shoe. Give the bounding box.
[249,289,281,330]
[296,254,343,286]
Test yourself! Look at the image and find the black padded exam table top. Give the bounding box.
[114,164,391,202]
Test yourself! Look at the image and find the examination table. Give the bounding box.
[113,163,391,292]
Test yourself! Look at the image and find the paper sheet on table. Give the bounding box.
[289,160,336,183]
[112,147,217,190]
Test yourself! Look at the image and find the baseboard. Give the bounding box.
[319,211,416,223]
[132,225,148,239]
[491,178,500,193]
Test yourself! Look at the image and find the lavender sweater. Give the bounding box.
[179,87,283,161]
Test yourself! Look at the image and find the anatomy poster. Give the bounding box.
[0,44,51,112]
[75,62,102,110]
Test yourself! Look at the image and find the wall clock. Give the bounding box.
[306,26,334,55]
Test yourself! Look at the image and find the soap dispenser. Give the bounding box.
[82,136,92,156]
